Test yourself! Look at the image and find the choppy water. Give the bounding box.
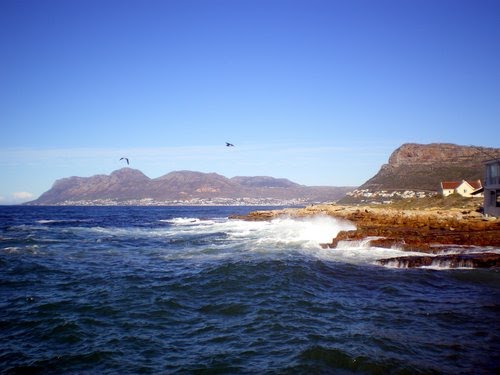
[1,206,499,374]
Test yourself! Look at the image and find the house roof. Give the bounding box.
[441,181,460,190]
[441,180,482,190]
[467,179,482,190]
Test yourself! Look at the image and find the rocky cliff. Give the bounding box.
[360,143,499,191]
[231,204,500,268]
[27,169,354,205]
[339,143,500,205]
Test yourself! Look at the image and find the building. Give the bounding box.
[441,181,460,197]
[440,180,483,198]
[483,159,500,217]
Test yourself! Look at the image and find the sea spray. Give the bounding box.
[233,215,356,249]
[165,214,355,250]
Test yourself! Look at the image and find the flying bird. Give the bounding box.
[120,157,129,165]
[226,142,234,147]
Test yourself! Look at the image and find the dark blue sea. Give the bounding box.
[1,206,499,374]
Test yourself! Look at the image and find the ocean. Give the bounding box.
[1,206,498,374]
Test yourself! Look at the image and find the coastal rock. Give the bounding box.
[377,253,500,269]
[233,204,500,254]
[324,227,500,252]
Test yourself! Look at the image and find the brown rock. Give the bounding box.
[234,204,500,253]
[377,253,500,268]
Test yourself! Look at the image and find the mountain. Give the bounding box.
[230,176,300,188]
[27,169,354,206]
[32,169,152,203]
[340,143,500,203]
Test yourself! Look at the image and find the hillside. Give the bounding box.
[340,143,500,204]
[363,143,499,191]
[26,169,353,206]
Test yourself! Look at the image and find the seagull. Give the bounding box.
[120,157,129,165]
[226,142,234,147]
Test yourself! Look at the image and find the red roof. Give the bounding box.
[441,180,482,190]
[468,179,482,190]
[441,181,460,189]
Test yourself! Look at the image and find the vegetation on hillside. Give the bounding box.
[361,164,483,192]
[381,194,482,211]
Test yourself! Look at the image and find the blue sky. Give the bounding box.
[1,0,499,203]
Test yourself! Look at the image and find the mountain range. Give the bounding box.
[26,143,500,206]
[26,169,354,205]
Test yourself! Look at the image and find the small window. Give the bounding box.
[497,190,500,207]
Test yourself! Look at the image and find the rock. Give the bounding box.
[235,204,500,253]
[325,227,500,253]
[377,253,500,268]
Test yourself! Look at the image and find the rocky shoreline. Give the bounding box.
[230,204,500,268]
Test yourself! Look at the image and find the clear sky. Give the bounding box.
[1,0,499,204]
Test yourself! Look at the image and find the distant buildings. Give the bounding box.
[483,159,500,217]
[440,180,483,198]
[40,197,309,207]
[345,189,434,204]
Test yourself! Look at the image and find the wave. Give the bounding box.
[35,219,92,225]
[317,245,425,266]
[160,217,212,225]
[10,212,497,269]
[160,215,354,249]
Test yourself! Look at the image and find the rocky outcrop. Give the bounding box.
[387,143,486,166]
[311,206,500,251]
[231,204,500,268]
[327,226,500,252]
[377,253,500,268]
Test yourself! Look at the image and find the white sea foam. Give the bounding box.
[2,245,40,255]
[156,214,360,263]
[35,219,92,225]
[161,217,212,226]
[383,259,474,270]
[107,214,426,266]
[224,215,356,250]
[73,215,353,250]
[36,220,58,224]
[57,215,498,268]
[315,245,424,266]
[3,246,21,253]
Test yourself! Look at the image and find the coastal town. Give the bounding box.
[345,188,433,203]
[46,197,310,207]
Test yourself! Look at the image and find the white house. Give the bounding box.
[441,181,460,197]
[440,180,483,198]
